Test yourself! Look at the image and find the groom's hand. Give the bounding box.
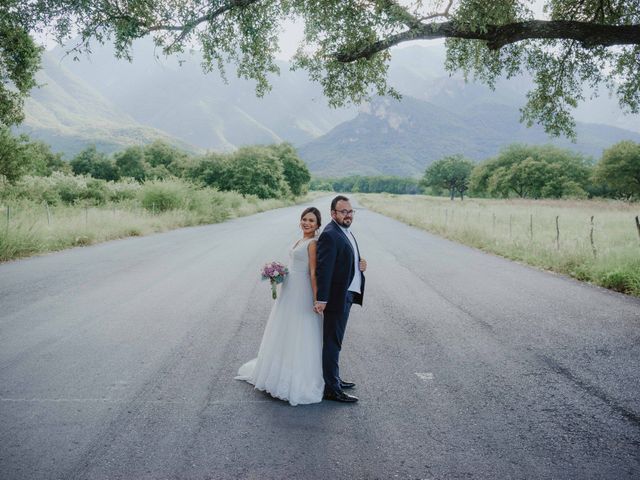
[314,301,326,314]
[359,258,367,272]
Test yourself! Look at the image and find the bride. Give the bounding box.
[235,207,324,406]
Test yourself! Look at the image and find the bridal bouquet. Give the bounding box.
[261,261,289,299]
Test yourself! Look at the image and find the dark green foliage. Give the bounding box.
[187,143,309,199]
[145,141,188,168]
[599,266,640,296]
[71,146,119,181]
[470,144,592,198]
[0,6,41,127]
[269,143,311,196]
[311,175,423,195]
[0,127,31,183]
[115,146,147,181]
[139,181,185,212]
[82,179,110,205]
[24,140,67,176]
[0,127,66,183]
[422,155,475,200]
[1,129,311,201]
[228,146,290,199]
[594,141,640,199]
[187,153,233,190]
[6,1,640,138]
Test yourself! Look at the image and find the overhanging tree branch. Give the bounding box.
[145,0,263,36]
[335,20,640,62]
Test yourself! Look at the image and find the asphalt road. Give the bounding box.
[1,196,639,480]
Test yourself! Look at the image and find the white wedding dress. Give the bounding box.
[235,237,324,406]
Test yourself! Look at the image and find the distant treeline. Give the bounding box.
[0,127,310,200]
[423,142,640,201]
[310,176,422,194]
[313,142,640,201]
[2,126,638,203]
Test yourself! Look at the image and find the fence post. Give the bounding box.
[492,212,496,233]
[45,203,51,226]
[636,216,640,245]
[5,206,9,235]
[555,215,560,250]
[509,214,512,238]
[590,215,597,258]
[85,207,88,227]
[530,213,533,242]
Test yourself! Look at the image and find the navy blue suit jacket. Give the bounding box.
[316,220,365,312]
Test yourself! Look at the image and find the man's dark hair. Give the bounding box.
[331,195,350,211]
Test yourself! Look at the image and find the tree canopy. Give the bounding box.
[469,144,592,198]
[594,140,640,199]
[421,154,474,200]
[2,1,640,136]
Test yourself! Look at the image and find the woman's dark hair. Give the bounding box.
[301,207,322,229]
[331,195,349,211]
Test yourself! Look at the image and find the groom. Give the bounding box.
[314,195,367,403]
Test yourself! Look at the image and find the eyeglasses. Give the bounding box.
[333,209,356,216]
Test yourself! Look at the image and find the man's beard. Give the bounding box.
[335,218,352,228]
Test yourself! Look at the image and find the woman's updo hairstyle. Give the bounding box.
[300,207,322,231]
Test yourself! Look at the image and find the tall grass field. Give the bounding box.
[0,175,322,262]
[358,194,640,297]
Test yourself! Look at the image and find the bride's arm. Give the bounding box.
[308,240,319,303]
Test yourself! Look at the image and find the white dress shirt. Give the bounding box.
[337,222,361,294]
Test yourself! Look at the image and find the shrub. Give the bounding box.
[106,178,140,202]
[55,174,88,204]
[82,179,110,205]
[139,179,190,212]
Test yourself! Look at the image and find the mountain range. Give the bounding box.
[300,95,640,177]
[19,41,640,177]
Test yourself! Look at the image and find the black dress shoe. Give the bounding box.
[323,390,359,403]
[340,380,356,389]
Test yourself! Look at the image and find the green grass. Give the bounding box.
[0,179,324,262]
[358,193,640,297]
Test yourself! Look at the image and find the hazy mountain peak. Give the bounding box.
[22,39,640,163]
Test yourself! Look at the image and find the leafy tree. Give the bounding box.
[0,128,65,182]
[0,127,30,183]
[421,154,474,200]
[187,153,234,190]
[268,143,311,196]
[144,140,189,168]
[71,145,119,181]
[70,145,102,175]
[23,140,67,176]
[228,146,290,199]
[115,146,147,181]
[594,141,640,199]
[6,1,640,136]
[471,144,591,198]
[0,5,41,127]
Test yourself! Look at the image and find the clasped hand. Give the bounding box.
[313,258,367,314]
[359,258,367,272]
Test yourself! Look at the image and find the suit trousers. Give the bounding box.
[322,291,354,394]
